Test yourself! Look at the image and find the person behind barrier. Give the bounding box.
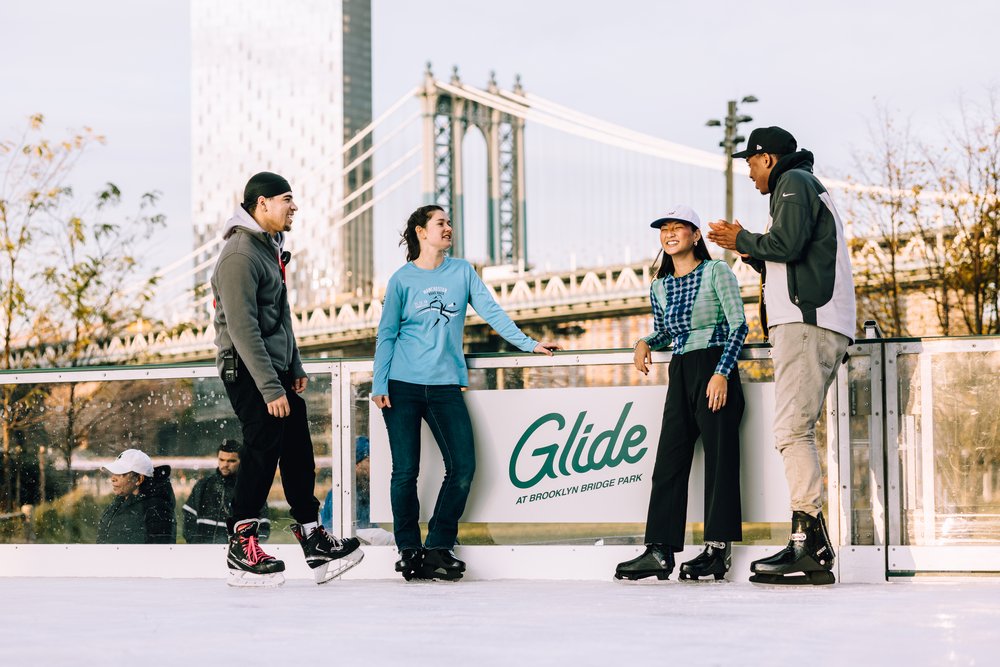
[183,439,270,544]
[211,171,362,585]
[321,436,394,546]
[97,448,177,544]
[371,205,560,581]
[707,126,856,585]
[615,205,748,582]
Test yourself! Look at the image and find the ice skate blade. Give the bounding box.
[227,570,285,588]
[749,570,835,586]
[313,550,365,585]
[679,571,728,583]
[614,571,671,582]
[415,565,463,581]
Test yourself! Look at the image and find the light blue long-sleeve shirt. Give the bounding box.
[372,257,538,395]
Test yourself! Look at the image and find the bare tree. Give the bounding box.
[32,182,164,487]
[849,91,1000,337]
[0,115,163,505]
[847,105,929,337]
[0,115,104,509]
[925,91,1000,335]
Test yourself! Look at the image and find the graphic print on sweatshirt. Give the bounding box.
[414,286,460,328]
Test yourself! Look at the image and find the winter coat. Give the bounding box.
[735,150,856,341]
[96,465,177,544]
[182,469,270,544]
[211,206,304,403]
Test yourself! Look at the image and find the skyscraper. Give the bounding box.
[191,0,373,310]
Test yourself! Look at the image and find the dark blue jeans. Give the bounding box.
[381,380,476,550]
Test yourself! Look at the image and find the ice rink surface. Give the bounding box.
[2,577,998,667]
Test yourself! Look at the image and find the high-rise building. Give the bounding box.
[191,0,373,310]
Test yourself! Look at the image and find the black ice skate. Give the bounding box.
[291,523,364,584]
[749,511,836,586]
[417,548,465,581]
[395,548,427,581]
[226,518,285,587]
[614,544,675,581]
[679,542,731,582]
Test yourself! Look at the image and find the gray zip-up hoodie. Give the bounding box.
[211,206,304,403]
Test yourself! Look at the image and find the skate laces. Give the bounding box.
[241,534,272,565]
[315,526,343,549]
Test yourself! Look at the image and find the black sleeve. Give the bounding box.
[735,173,818,263]
[145,499,176,544]
[740,255,765,274]
[183,479,204,543]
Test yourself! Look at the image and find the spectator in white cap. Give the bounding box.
[96,448,176,544]
[615,204,748,583]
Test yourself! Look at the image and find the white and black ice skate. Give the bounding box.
[291,523,364,584]
[749,511,836,586]
[227,518,286,587]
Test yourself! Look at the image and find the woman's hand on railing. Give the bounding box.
[533,342,561,356]
[633,340,652,375]
[372,394,391,409]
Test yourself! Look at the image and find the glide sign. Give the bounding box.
[370,385,666,523]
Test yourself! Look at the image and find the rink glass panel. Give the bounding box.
[846,349,879,546]
[349,346,798,547]
[893,344,1000,545]
[0,365,334,545]
[7,336,1000,553]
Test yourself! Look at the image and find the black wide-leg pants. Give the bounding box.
[224,359,320,526]
[643,346,744,550]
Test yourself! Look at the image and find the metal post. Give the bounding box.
[725,100,736,227]
[706,96,756,266]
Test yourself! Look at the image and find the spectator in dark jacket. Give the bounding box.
[96,449,176,544]
[183,439,269,543]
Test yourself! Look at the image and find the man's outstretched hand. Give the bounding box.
[707,219,744,251]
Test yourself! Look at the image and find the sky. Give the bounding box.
[1,0,997,284]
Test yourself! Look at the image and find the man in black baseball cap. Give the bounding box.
[707,127,856,586]
[729,126,797,160]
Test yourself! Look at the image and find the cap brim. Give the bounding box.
[730,148,758,159]
[103,462,132,475]
[650,217,698,229]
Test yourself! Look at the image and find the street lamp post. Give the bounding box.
[706,95,757,264]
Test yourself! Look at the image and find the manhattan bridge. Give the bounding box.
[17,67,933,367]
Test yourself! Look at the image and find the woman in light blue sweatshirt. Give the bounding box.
[372,204,559,580]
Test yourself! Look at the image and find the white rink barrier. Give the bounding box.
[3,336,1000,581]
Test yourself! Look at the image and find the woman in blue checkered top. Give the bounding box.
[615,205,748,583]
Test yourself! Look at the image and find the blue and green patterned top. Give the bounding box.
[641,259,748,377]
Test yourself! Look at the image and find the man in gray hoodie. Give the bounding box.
[212,171,362,586]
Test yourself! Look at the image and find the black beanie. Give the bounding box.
[242,172,292,208]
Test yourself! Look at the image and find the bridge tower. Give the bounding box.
[420,65,528,271]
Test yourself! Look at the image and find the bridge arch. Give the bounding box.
[420,65,527,271]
